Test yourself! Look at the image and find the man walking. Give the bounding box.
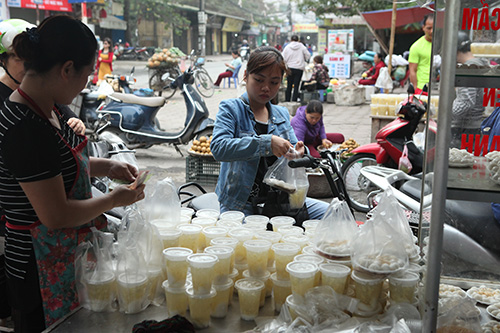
[409,14,433,92]
[283,35,311,102]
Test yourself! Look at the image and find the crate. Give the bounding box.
[186,155,221,187]
[299,91,320,105]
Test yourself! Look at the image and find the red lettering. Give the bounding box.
[484,88,495,106]
[461,134,475,153]
[462,8,479,30]
[492,8,500,30]
[474,134,489,156]
[491,135,500,151]
[478,8,490,30]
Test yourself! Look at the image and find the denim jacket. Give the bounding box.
[210,93,298,211]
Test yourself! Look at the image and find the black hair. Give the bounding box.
[376,52,385,62]
[313,55,323,64]
[422,14,433,27]
[232,48,240,56]
[103,37,113,50]
[13,15,97,74]
[291,35,299,42]
[306,100,323,115]
[246,46,289,77]
[457,31,471,53]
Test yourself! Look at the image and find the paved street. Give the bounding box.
[112,55,373,193]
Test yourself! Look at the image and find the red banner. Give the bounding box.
[7,0,73,12]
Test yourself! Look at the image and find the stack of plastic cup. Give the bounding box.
[301,245,316,255]
[202,226,228,250]
[158,229,182,250]
[319,263,351,294]
[270,216,295,232]
[244,215,270,231]
[85,271,116,312]
[351,270,384,308]
[195,209,220,220]
[219,210,245,224]
[277,226,304,236]
[187,253,218,294]
[176,224,203,253]
[235,278,265,321]
[228,228,254,264]
[204,246,234,285]
[191,216,217,228]
[185,286,216,329]
[163,247,193,288]
[212,279,234,318]
[242,269,271,307]
[147,267,164,303]
[294,254,324,286]
[216,219,242,229]
[272,243,301,280]
[389,271,419,303]
[181,207,194,219]
[116,273,150,314]
[243,239,272,278]
[162,280,191,317]
[270,272,292,312]
[282,234,309,250]
[210,237,238,272]
[286,262,319,298]
[302,219,320,232]
[254,231,282,270]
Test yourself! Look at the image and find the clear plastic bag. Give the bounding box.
[437,296,481,333]
[263,148,309,209]
[141,177,181,225]
[375,67,393,91]
[398,144,413,174]
[314,198,358,259]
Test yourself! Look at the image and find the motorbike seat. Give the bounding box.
[399,179,431,201]
[189,192,220,212]
[111,92,166,108]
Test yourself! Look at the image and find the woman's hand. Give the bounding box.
[110,184,146,207]
[67,118,86,136]
[108,161,138,182]
[294,141,305,157]
[271,135,293,158]
[98,57,102,62]
[322,138,333,149]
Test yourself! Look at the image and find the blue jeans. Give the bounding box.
[220,197,329,220]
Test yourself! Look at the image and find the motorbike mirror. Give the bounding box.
[407,83,415,95]
[131,67,135,75]
[161,72,171,81]
[422,84,428,93]
[190,49,195,56]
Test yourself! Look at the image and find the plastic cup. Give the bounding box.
[228,268,238,298]
[210,237,238,272]
[294,254,324,286]
[243,270,271,307]
[191,216,217,228]
[389,271,420,303]
[150,219,178,231]
[272,243,301,280]
[219,210,245,224]
[204,246,234,285]
[351,270,384,307]
[326,258,352,268]
[85,271,115,312]
[228,228,254,264]
[177,224,203,252]
[234,263,248,286]
[117,273,149,314]
[212,279,233,318]
[181,207,194,219]
[158,229,182,250]
[282,234,309,249]
[286,262,318,297]
[163,280,190,317]
[301,245,316,255]
[148,267,163,302]
[254,231,282,268]
[163,247,193,288]
[270,272,292,312]
[243,239,272,277]
[196,209,220,220]
[216,219,242,229]
[289,184,308,209]
[242,222,267,232]
[270,216,295,232]
[302,219,320,232]
[187,253,218,294]
[186,286,216,329]
[235,278,265,321]
[202,226,228,249]
[320,263,351,294]
[244,215,270,230]
[277,226,304,236]
[286,294,301,320]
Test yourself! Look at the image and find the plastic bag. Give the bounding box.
[437,296,481,333]
[263,148,309,209]
[313,198,358,259]
[142,177,181,225]
[398,144,413,174]
[375,67,393,91]
[75,227,116,312]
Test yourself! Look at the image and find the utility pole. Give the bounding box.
[199,0,207,56]
[287,0,292,39]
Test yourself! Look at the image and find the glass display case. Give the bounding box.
[422,0,500,330]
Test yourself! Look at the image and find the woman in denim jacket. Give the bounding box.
[211,46,328,220]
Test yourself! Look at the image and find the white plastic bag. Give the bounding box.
[142,177,181,224]
[375,67,393,91]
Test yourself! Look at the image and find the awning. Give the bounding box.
[99,15,127,30]
[361,4,434,30]
[7,0,73,12]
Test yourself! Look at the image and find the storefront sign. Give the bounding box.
[462,1,500,30]
[327,29,354,53]
[0,0,9,21]
[7,0,72,11]
[323,53,351,78]
[222,17,243,32]
[292,24,318,33]
[318,29,327,53]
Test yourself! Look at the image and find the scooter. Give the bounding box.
[94,65,214,151]
[341,84,437,212]
[359,165,500,278]
[240,45,250,62]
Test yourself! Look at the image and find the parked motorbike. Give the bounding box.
[360,165,500,278]
[93,65,214,151]
[341,84,437,212]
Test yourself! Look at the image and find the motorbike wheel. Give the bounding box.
[194,69,215,98]
[149,70,177,99]
[341,153,379,213]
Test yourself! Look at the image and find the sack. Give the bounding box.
[398,144,413,174]
[375,67,393,91]
[481,106,500,151]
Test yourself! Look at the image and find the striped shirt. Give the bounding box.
[0,99,80,280]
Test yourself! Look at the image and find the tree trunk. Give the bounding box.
[124,0,132,43]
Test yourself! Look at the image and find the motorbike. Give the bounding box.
[240,45,250,62]
[359,165,500,278]
[92,65,214,151]
[341,84,437,212]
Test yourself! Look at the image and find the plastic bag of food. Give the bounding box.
[263,148,309,210]
[314,198,358,259]
[75,228,116,312]
[398,144,413,174]
[351,211,408,275]
[437,296,481,333]
[141,177,181,225]
[371,188,418,258]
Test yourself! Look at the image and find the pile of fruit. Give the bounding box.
[337,138,359,158]
[189,136,213,156]
[147,47,185,69]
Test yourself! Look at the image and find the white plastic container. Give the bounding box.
[210,237,238,272]
[162,280,190,317]
[195,209,220,220]
[286,262,319,297]
[202,226,229,249]
[319,263,351,294]
[228,228,254,264]
[351,270,384,307]
[389,271,420,303]
[117,273,149,314]
[244,214,270,225]
[186,286,216,329]
[294,254,324,286]
[270,272,292,312]
[243,239,272,277]
[277,226,304,236]
[204,245,234,285]
[270,216,295,232]
[211,279,233,318]
[254,231,282,268]
[176,224,203,253]
[219,210,245,224]
[187,253,218,294]
[272,243,301,280]
[235,278,265,320]
[158,229,182,250]
[85,271,115,312]
[282,234,309,249]
[162,247,193,288]
[302,219,320,231]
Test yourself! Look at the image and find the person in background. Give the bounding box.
[358,53,386,85]
[95,37,113,85]
[210,46,328,220]
[450,31,488,148]
[0,15,145,332]
[283,35,311,102]
[409,14,433,92]
[291,100,345,158]
[302,55,330,91]
[214,49,242,88]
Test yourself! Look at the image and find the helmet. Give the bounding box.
[0,19,36,54]
[457,31,471,53]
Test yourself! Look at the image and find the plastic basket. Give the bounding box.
[186,155,220,187]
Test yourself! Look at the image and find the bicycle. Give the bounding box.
[188,50,215,98]
[148,65,181,99]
